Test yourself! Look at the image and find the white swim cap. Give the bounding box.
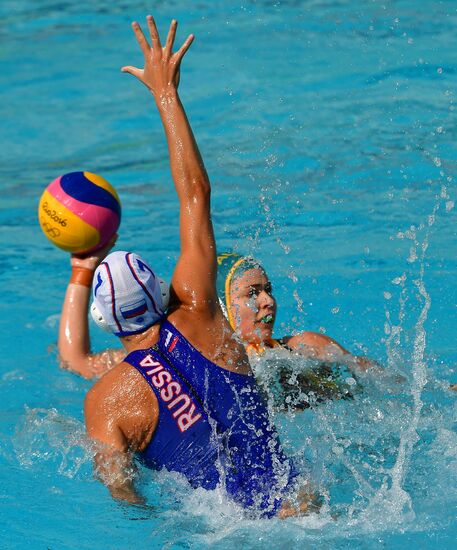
[90,250,169,336]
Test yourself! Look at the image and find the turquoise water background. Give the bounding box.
[1,0,456,548]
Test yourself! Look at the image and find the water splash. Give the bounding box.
[379,215,433,519]
[369,145,451,527]
[13,407,91,479]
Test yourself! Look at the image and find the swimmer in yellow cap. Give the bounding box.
[216,252,380,409]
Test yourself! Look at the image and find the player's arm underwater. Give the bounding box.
[58,236,125,379]
[282,331,382,373]
[262,331,384,411]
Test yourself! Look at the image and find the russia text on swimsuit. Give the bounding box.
[139,355,202,433]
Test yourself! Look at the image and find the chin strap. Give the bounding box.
[246,338,281,356]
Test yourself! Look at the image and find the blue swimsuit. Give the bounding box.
[123,320,297,517]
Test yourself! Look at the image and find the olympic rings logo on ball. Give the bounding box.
[41,201,68,227]
[41,221,61,239]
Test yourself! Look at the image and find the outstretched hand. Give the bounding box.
[121,15,194,96]
[70,233,118,271]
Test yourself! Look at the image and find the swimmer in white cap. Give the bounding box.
[58,15,319,516]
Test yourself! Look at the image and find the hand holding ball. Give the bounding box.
[38,172,121,255]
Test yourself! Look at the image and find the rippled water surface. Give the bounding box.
[1,1,456,548]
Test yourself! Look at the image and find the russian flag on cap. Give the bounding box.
[120,299,148,320]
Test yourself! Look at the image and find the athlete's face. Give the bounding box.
[229,268,277,345]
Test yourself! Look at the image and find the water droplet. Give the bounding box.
[288,272,298,283]
[407,246,417,263]
[392,275,406,285]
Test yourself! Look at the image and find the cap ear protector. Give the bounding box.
[90,277,170,334]
[90,301,111,332]
[158,277,170,312]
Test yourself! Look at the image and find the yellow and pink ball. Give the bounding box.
[38,171,121,255]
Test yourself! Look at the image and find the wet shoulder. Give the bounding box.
[164,310,251,375]
[86,361,157,414]
[85,360,159,447]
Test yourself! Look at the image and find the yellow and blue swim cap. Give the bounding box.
[216,252,264,330]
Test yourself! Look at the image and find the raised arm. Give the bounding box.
[58,237,125,379]
[122,17,218,316]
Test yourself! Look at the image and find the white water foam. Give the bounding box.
[13,407,91,479]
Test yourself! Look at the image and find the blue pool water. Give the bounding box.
[1,0,456,548]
